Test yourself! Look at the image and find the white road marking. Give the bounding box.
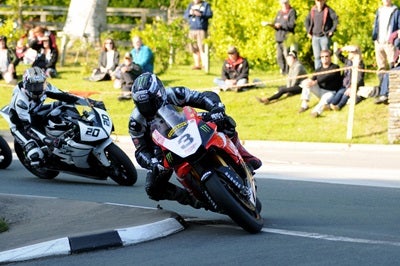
[262,228,400,247]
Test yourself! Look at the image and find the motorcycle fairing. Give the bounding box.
[152,119,202,158]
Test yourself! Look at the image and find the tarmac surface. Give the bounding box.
[1,132,399,263]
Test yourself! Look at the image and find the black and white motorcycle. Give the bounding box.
[0,100,137,186]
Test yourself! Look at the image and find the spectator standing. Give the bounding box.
[374,30,400,104]
[32,36,59,78]
[305,0,338,70]
[213,46,249,90]
[263,0,297,75]
[184,0,213,70]
[130,36,154,73]
[372,0,400,84]
[256,50,307,104]
[113,52,143,101]
[89,38,120,81]
[0,35,18,84]
[328,45,365,110]
[298,50,342,117]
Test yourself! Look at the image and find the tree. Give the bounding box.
[208,0,379,70]
[63,0,108,46]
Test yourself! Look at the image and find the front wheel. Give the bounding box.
[0,136,12,169]
[204,174,264,233]
[104,143,137,186]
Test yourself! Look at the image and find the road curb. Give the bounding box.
[0,217,185,264]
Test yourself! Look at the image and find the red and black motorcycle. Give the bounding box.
[151,104,263,233]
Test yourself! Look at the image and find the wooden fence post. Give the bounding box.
[346,54,360,141]
[388,71,400,143]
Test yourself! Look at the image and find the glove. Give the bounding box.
[88,98,106,110]
[204,106,225,122]
[150,157,168,176]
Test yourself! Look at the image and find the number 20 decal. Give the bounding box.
[86,127,100,137]
[102,114,110,127]
[178,133,194,149]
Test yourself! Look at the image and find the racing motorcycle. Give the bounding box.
[0,135,12,169]
[151,104,264,233]
[0,100,137,186]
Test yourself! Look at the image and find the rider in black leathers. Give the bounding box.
[128,72,262,208]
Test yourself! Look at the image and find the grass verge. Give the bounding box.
[0,61,391,144]
[0,218,8,233]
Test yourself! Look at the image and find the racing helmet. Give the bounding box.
[22,67,47,101]
[131,73,167,118]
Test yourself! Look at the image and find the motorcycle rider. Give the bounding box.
[8,66,93,166]
[129,72,262,208]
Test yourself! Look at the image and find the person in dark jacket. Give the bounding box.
[263,0,297,75]
[328,45,365,110]
[32,36,58,78]
[298,50,342,117]
[184,0,213,70]
[305,0,338,70]
[213,46,249,91]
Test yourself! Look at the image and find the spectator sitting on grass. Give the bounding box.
[328,45,365,110]
[213,46,249,91]
[256,50,307,104]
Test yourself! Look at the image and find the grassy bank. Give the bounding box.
[0,218,8,233]
[0,62,390,144]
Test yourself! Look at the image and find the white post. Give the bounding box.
[346,54,360,141]
[203,44,209,73]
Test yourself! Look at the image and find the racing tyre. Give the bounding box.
[205,173,264,233]
[105,143,137,186]
[0,136,12,169]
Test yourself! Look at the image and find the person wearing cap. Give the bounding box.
[256,50,307,104]
[184,0,213,70]
[305,0,338,70]
[213,46,249,90]
[113,52,143,101]
[328,45,365,110]
[298,49,342,117]
[263,0,297,75]
[0,35,18,84]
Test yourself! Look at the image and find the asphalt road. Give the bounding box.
[1,135,399,265]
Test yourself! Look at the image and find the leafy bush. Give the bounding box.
[130,17,191,74]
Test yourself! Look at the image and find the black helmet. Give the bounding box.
[131,73,167,118]
[22,67,46,101]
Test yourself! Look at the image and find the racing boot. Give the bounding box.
[231,132,262,171]
[164,184,204,209]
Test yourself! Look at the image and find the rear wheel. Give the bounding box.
[104,143,137,186]
[0,136,12,169]
[204,173,264,233]
[14,140,59,179]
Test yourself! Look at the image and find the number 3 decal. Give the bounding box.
[178,133,193,149]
